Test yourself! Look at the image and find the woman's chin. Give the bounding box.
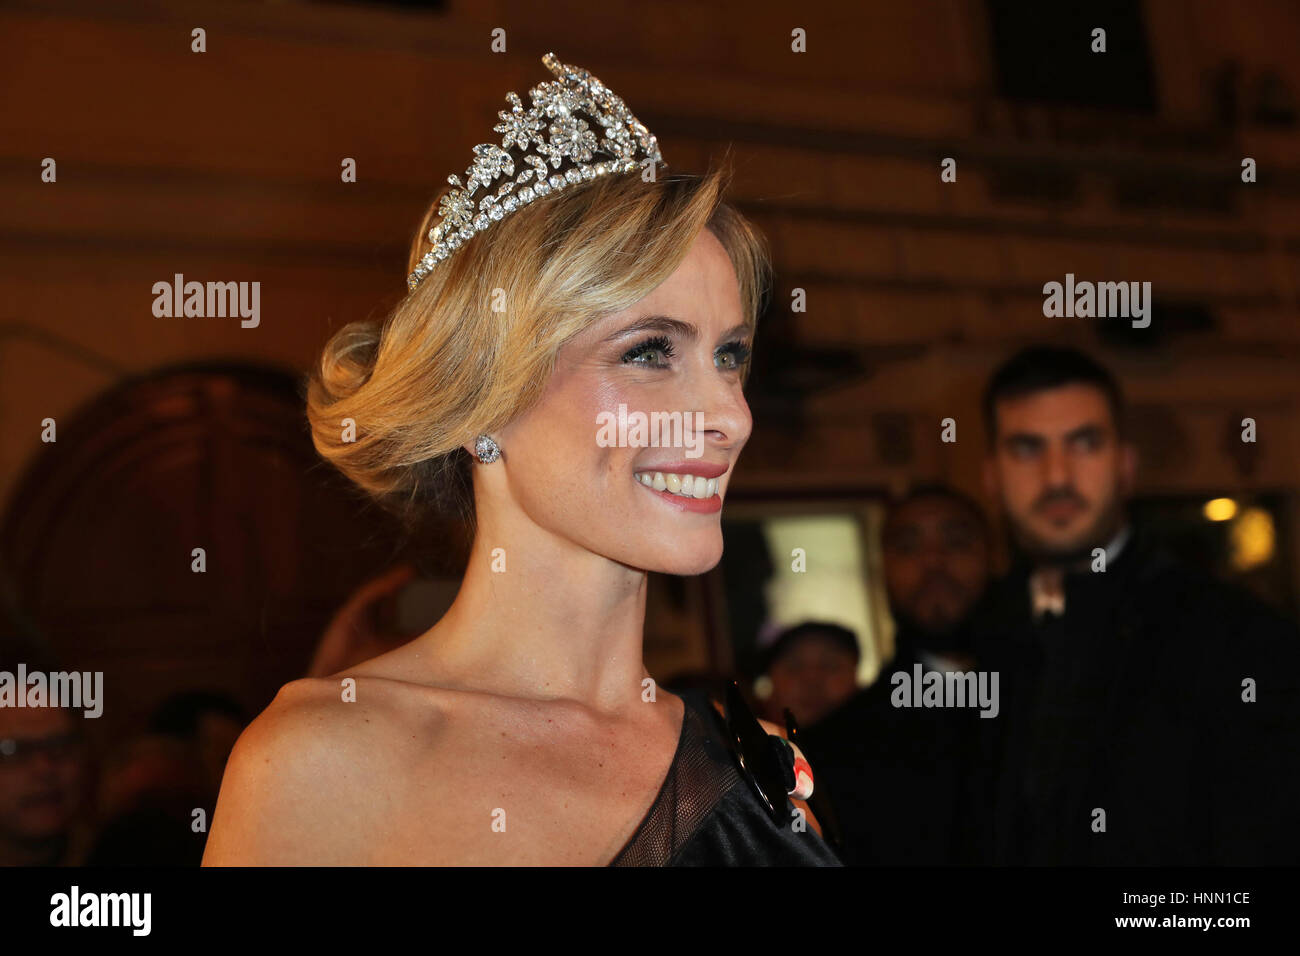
[642,540,724,577]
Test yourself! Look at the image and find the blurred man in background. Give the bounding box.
[0,696,90,866]
[968,346,1300,864]
[798,486,991,864]
[87,690,246,866]
[878,486,990,672]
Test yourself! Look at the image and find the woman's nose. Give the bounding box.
[688,375,751,451]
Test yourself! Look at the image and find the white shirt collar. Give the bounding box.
[1027,523,1132,620]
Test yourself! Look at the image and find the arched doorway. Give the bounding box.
[1,362,465,745]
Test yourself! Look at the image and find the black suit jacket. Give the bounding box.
[964,527,1300,865]
[799,635,983,865]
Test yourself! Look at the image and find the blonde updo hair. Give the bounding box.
[306,159,771,524]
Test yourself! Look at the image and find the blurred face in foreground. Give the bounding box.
[985,383,1135,564]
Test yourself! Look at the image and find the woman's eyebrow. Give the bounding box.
[603,314,698,343]
[602,315,750,344]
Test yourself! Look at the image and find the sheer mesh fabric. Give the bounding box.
[608,693,739,866]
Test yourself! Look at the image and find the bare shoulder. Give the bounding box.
[202,676,438,865]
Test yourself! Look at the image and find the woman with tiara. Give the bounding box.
[202,53,841,866]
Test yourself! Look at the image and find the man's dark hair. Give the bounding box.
[883,482,990,542]
[759,621,860,676]
[983,346,1125,440]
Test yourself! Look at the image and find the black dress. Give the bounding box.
[609,689,843,866]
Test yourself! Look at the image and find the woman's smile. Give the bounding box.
[632,460,728,514]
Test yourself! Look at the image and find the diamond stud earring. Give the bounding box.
[474,434,501,464]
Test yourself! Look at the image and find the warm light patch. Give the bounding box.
[1230,507,1275,571]
[1203,497,1238,522]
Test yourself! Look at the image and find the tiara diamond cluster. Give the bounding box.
[407,52,665,292]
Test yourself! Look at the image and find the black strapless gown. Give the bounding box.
[609,689,843,866]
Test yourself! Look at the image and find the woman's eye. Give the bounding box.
[715,341,752,370]
[621,335,674,367]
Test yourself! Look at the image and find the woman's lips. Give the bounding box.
[635,480,723,514]
[638,461,728,480]
[632,466,726,514]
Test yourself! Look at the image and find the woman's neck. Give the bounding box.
[410,508,654,716]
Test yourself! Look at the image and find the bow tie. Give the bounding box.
[1029,568,1066,621]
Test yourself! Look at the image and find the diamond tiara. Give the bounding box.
[406,52,665,293]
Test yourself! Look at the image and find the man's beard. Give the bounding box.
[892,579,977,655]
[1013,489,1125,567]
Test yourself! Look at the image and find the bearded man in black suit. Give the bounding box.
[966,346,1300,865]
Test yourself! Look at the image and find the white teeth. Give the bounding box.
[633,471,722,500]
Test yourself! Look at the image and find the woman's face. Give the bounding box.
[495,228,753,575]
